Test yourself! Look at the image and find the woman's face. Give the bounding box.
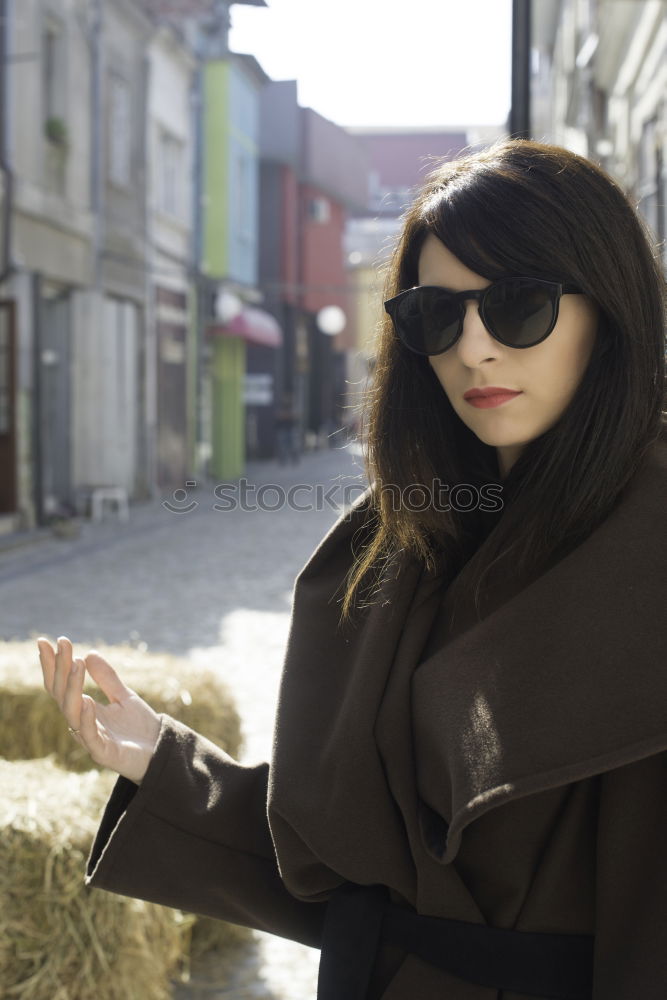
[418,234,600,478]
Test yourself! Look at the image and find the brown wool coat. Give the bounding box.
[86,431,667,999]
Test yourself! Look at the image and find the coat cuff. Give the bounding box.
[85,712,177,884]
[84,713,326,948]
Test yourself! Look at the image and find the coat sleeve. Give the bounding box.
[84,712,327,949]
[592,748,667,998]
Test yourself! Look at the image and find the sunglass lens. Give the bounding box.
[394,288,461,355]
[484,279,556,346]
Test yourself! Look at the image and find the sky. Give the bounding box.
[228,0,513,129]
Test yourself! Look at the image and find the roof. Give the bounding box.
[349,130,469,190]
[230,51,271,85]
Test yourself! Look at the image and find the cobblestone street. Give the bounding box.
[0,443,367,1000]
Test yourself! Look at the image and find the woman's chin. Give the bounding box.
[459,420,529,450]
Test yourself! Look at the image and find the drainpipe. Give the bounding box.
[510,0,531,139]
[0,0,14,285]
[141,37,157,499]
[31,272,44,525]
[191,56,206,477]
[90,0,103,289]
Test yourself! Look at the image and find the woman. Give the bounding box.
[38,139,667,999]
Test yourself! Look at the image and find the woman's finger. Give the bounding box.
[37,637,55,694]
[37,641,106,762]
[77,694,104,757]
[53,636,74,705]
[83,651,132,704]
[62,655,86,734]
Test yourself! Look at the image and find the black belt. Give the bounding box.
[317,883,594,1000]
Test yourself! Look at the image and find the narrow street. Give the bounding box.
[0,443,367,1000]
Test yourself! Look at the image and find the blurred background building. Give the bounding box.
[0,0,663,536]
[530,0,665,263]
[257,80,368,460]
[343,125,507,428]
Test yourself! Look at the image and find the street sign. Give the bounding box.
[244,373,273,406]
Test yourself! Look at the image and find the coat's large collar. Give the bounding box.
[412,431,667,863]
[268,434,667,898]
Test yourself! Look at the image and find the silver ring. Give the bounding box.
[68,727,80,736]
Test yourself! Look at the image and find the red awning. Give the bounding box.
[208,307,283,348]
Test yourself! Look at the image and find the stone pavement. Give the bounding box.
[0,442,368,1000]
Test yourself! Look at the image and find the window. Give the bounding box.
[155,286,188,311]
[308,196,330,224]
[233,151,254,239]
[158,130,184,218]
[109,73,132,187]
[234,153,247,232]
[42,15,66,127]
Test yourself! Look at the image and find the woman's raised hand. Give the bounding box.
[37,636,162,785]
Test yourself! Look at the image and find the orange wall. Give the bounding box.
[300,184,346,315]
[300,184,356,350]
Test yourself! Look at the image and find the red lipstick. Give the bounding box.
[463,386,523,409]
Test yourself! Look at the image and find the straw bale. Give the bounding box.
[1,757,196,1000]
[188,915,251,963]
[1,640,253,977]
[0,639,243,771]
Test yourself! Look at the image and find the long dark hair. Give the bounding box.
[339,138,667,625]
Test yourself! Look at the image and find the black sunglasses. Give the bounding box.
[384,277,583,356]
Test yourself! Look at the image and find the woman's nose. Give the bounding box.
[454,300,501,365]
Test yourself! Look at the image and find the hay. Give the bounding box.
[1,757,196,1000]
[188,915,251,963]
[0,639,243,771]
[0,640,253,980]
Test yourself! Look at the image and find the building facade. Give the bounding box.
[258,83,369,456]
[0,0,417,537]
[0,0,271,536]
[200,50,279,480]
[147,19,197,489]
[531,0,666,264]
[71,0,153,506]
[0,0,172,533]
[343,126,506,428]
[256,79,302,459]
[2,0,97,531]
